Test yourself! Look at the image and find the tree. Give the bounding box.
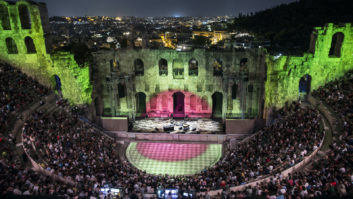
[70,43,92,66]
[192,35,211,47]
[231,0,353,55]
[119,38,128,49]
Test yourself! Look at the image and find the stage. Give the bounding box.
[132,118,224,134]
[126,142,222,176]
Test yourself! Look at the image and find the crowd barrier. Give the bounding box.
[24,147,76,186]
[108,131,248,143]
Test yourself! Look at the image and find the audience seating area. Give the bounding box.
[0,63,55,196]
[0,63,48,143]
[1,63,353,198]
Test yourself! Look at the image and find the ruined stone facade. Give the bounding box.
[92,49,267,121]
[265,23,353,110]
[0,0,91,104]
[1,1,353,128]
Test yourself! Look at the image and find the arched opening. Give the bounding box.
[201,96,208,110]
[173,92,185,117]
[299,74,312,93]
[162,95,168,109]
[159,58,168,76]
[18,4,31,29]
[173,59,184,79]
[110,59,114,72]
[308,32,317,54]
[134,59,144,76]
[212,92,223,118]
[136,92,146,117]
[0,4,11,30]
[248,84,253,92]
[329,32,344,57]
[94,98,101,116]
[240,58,248,73]
[118,83,126,98]
[232,84,238,99]
[115,60,120,70]
[25,36,36,54]
[213,58,223,76]
[189,58,198,76]
[53,75,62,96]
[6,38,18,54]
[190,95,196,110]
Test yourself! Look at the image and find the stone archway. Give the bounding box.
[0,4,11,30]
[25,36,36,54]
[18,4,31,29]
[6,37,18,54]
[189,58,198,76]
[212,92,223,118]
[299,74,312,93]
[159,58,168,76]
[134,59,144,76]
[53,75,62,97]
[173,92,185,117]
[136,92,146,117]
[329,32,344,57]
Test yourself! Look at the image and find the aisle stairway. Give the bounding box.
[300,94,339,172]
[12,93,56,168]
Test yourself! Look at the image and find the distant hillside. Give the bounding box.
[232,0,353,55]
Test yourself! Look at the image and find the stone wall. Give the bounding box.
[92,48,267,121]
[50,52,92,104]
[0,0,91,105]
[2,0,352,122]
[265,23,353,111]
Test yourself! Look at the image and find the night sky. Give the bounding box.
[38,0,298,17]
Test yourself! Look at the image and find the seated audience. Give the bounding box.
[2,63,353,198]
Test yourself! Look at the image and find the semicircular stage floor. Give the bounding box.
[126,142,222,176]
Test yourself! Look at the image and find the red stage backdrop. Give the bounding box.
[145,90,211,118]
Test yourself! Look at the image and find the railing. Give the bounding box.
[24,147,76,186]
[106,131,248,143]
[20,95,76,186]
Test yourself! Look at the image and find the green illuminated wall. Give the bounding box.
[50,52,92,104]
[92,49,266,119]
[2,0,352,116]
[0,0,91,105]
[265,23,353,110]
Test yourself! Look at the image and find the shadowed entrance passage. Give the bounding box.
[126,142,222,176]
[299,74,312,93]
[212,92,223,118]
[136,92,146,117]
[173,92,185,117]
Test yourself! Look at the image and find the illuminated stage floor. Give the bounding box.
[126,142,222,176]
[132,118,223,134]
